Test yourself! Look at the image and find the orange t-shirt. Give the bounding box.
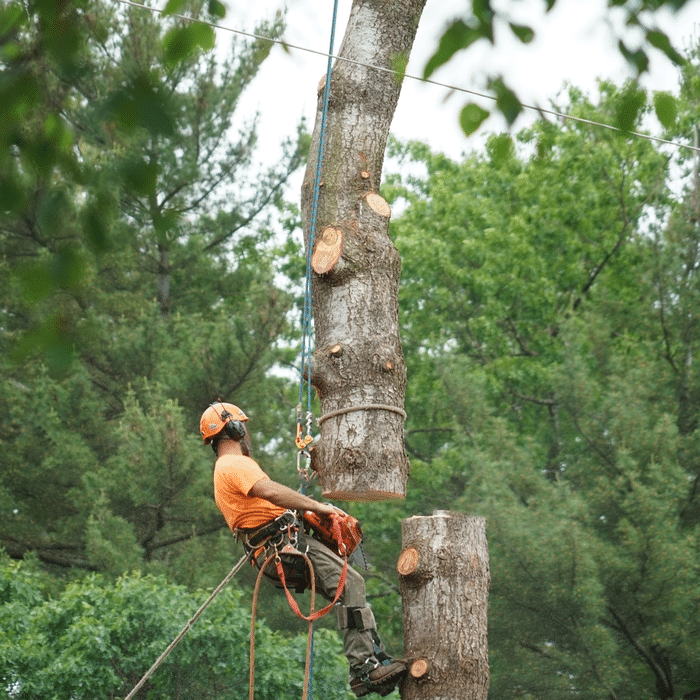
[213,454,285,531]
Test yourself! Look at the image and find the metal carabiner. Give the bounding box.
[286,523,299,548]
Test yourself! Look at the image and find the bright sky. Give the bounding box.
[218,0,699,164]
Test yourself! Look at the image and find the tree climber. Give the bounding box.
[200,401,407,697]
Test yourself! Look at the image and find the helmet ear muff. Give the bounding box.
[224,418,246,441]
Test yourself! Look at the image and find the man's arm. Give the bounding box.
[249,478,337,516]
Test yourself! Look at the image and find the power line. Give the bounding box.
[112,0,699,155]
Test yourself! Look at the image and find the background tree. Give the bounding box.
[424,0,690,135]
[0,556,355,699]
[0,0,307,584]
[376,75,700,699]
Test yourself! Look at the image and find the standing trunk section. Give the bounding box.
[398,511,490,700]
[301,0,427,500]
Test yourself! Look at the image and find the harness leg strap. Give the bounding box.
[338,605,395,669]
[337,605,376,632]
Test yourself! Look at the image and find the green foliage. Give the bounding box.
[423,19,484,79]
[0,561,353,699]
[460,102,490,136]
[0,0,306,371]
[0,0,306,589]
[4,4,700,697]
[425,0,691,135]
[652,90,678,127]
[381,73,700,698]
[615,82,647,132]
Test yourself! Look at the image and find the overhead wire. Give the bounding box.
[111,0,700,155]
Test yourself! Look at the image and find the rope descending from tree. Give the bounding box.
[250,552,317,700]
[294,2,339,697]
[122,553,248,700]
[296,0,340,455]
[249,535,348,700]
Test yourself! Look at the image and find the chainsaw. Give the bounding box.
[302,508,365,564]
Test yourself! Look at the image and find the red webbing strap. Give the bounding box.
[277,513,347,621]
[249,518,347,699]
[275,546,347,622]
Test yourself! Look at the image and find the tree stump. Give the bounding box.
[398,511,490,700]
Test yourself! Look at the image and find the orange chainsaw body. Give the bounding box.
[303,509,363,558]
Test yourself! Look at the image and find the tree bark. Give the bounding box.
[301,0,427,500]
[398,511,490,700]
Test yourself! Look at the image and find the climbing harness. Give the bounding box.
[242,511,349,618]
[247,513,349,700]
[122,553,248,700]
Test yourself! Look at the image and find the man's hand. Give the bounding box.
[314,501,338,517]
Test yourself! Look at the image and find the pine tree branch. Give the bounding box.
[606,605,673,699]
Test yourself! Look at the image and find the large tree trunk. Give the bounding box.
[398,511,490,700]
[301,0,427,500]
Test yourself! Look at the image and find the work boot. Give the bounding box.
[349,659,407,697]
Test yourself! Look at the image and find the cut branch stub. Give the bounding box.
[397,546,419,576]
[364,192,391,218]
[410,659,429,680]
[312,226,344,274]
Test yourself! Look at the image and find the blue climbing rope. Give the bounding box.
[297,0,340,458]
[296,2,340,698]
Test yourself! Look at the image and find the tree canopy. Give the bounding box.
[425,0,691,135]
[1,0,307,581]
[0,556,354,699]
[376,71,700,698]
[2,1,700,698]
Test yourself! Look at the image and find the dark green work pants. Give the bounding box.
[259,534,383,671]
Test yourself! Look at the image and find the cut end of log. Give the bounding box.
[410,659,429,679]
[328,344,343,357]
[365,192,391,218]
[397,547,419,576]
[360,170,371,180]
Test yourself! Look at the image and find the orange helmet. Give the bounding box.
[200,402,248,444]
